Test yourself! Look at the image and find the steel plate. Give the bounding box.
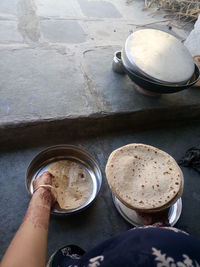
[113,194,182,227]
[26,145,102,215]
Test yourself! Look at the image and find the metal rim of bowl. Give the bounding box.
[112,194,182,227]
[124,63,199,89]
[113,51,200,93]
[25,144,102,215]
[123,29,195,85]
[120,51,199,88]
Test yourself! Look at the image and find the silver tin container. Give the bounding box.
[121,29,195,85]
[112,51,125,74]
[26,145,102,215]
[112,50,199,94]
[113,194,182,227]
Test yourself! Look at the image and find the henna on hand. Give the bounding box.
[22,172,56,231]
[33,171,56,206]
[23,188,52,230]
[33,171,53,189]
[23,202,50,231]
[38,188,53,207]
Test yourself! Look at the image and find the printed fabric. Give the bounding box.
[47,226,200,267]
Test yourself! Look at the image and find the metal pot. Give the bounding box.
[120,29,195,85]
[125,62,200,94]
[112,51,200,94]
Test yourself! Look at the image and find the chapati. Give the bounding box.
[48,160,93,210]
[105,144,184,212]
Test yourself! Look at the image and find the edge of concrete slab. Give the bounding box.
[1,104,200,149]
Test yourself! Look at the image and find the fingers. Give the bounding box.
[42,171,53,179]
[32,171,56,207]
[42,171,53,177]
[42,171,53,184]
[33,171,54,189]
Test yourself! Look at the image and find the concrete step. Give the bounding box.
[0,0,198,147]
[1,45,200,147]
[1,121,200,259]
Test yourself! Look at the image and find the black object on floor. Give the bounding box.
[179,147,200,173]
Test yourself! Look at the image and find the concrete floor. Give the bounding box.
[1,121,200,259]
[0,0,198,129]
[1,0,200,262]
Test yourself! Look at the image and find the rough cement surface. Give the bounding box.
[0,21,23,43]
[0,48,96,121]
[83,46,200,113]
[0,0,19,16]
[40,20,87,43]
[0,0,196,128]
[0,123,200,260]
[77,0,122,18]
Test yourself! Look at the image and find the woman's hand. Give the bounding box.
[33,171,53,188]
[1,172,55,267]
[33,171,56,207]
[137,208,170,226]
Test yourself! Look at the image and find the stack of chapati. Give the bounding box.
[105,144,184,213]
[48,160,93,210]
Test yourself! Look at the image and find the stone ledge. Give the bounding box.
[1,104,200,150]
[0,45,200,148]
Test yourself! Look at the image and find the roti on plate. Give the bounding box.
[48,160,93,210]
[105,144,184,212]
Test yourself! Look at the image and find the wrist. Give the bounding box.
[33,187,54,207]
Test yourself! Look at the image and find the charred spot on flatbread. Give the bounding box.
[105,143,184,212]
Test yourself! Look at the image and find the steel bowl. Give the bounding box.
[121,29,195,85]
[112,51,200,94]
[125,64,200,94]
[26,145,102,215]
[112,194,182,227]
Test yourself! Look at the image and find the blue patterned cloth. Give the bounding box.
[47,226,200,267]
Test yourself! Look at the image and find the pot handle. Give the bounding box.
[112,51,126,74]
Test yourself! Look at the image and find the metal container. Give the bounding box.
[26,145,102,215]
[112,51,125,74]
[125,63,200,94]
[113,194,182,227]
[112,51,200,94]
[121,29,195,85]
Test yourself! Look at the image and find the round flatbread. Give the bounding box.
[48,160,93,210]
[105,144,184,212]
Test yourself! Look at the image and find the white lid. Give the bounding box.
[125,29,195,84]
